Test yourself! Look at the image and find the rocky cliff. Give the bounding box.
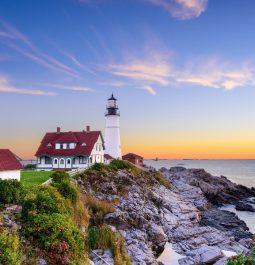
[76,165,255,265]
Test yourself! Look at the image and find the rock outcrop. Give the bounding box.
[76,166,255,265]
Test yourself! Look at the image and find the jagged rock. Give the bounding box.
[77,166,255,265]
[200,208,252,240]
[38,258,47,265]
[90,249,114,265]
[235,202,255,212]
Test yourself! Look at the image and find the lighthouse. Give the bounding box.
[105,94,122,159]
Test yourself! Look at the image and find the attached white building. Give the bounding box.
[35,126,105,170]
[0,149,23,180]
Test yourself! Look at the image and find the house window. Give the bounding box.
[45,156,52,165]
[67,159,71,165]
[67,143,70,149]
[60,159,65,165]
[79,156,86,164]
[60,144,63,149]
[54,159,58,164]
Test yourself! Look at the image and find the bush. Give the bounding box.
[87,225,131,265]
[52,179,79,204]
[84,194,115,225]
[24,213,87,264]
[153,171,171,188]
[0,229,22,265]
[24,164,37,170]
[226,254,255,265]
[21,185,71,221]
[51,171,70,183]
[0,179,24,204]
[109,159,140,175]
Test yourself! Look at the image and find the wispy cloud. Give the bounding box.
[45,83,94,92]
[146,0,208,20]
[142,85,157,95]
[176,59,255,90]
[0,19,81,79]
[0,76,56,96]
[105,53,255,93]
[108,61,171,86]
[59,49,96,75]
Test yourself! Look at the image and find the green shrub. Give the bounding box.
[109,159,140,175]
[51,171,70,183]
[24,213,87,264]
[153,171,171,188]
[87,225,131,265]
[226,254,255,265]
[0,179,24,204]
[21,185,71,221]
[0,229,22,265]
[52,179,79,204]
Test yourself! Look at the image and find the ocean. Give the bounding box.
[145,159,255,234]
[145,159,255,188]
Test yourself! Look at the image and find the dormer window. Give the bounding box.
[67,143,70,149]
[47,143,52,147]
[81,143,86,146]
[60,144,63,149]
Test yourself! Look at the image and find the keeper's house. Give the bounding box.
[0,149,23,180]
[35,126,104,170]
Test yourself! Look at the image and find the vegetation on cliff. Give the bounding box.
[0,166,132,265]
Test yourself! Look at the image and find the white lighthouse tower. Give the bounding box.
[105,94,122,159]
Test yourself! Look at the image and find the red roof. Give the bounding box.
[122,153,143,159]
[0,149,23,171]
[104,154,113,160]
[35,131,104,157]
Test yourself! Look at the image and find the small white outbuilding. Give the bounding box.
[0,149,23,181]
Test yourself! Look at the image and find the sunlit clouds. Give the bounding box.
[0,75,55,96]
[44,83,94,92]
[146,0,208,19]
[176,59,255,90]
[108,62,170,86]
[105,56,255,94]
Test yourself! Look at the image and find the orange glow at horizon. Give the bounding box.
[6,134,255,160]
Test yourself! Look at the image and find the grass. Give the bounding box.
[21,171,53,187]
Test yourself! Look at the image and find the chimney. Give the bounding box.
[57,127,61,133]
[86,126,90,132]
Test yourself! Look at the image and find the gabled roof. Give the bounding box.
[0,149,23,171]
[35,130,104,157]
[122,153,143,159]
[54,132,78,143]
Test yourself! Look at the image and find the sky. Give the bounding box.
[1,0,255,159]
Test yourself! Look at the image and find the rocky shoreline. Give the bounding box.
[77,166,255,265]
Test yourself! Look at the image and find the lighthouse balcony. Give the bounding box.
[105,109,120,116]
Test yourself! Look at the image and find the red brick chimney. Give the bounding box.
[57,127,61,133]
[86,126,90,132]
